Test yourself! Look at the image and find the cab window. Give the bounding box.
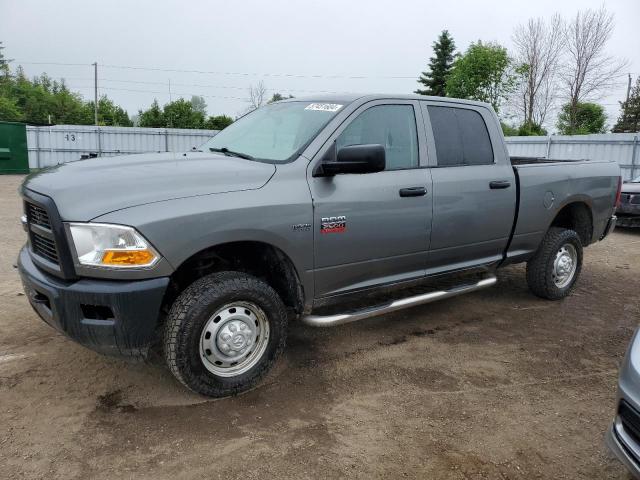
[427,105,494,166]
[336,105,419,170]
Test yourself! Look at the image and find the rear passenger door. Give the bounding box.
[420,102,516,273]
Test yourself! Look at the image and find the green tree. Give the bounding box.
[557,102,606,135]
[415,30,456,96]
[86,96,132,126]
[446,41,515,113]
[52,85,92,124]
[190,95,207,116]
[267,93,294,103]
[204,115,234,130]
[138,99,165,128]
[163,98,205,128]
[517,121,547,136]
[0,96,21,121]
[500,122,518,136]
[0,42,9,64]
[0,41,11,81]
[613,78,640,133]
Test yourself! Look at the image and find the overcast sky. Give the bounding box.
[2,0,639,127]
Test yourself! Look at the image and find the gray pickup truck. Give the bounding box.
[18,94,620,397]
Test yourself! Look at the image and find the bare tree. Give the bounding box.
[512,14,565,128]
[560,7,627,130]
[246,80,267,112]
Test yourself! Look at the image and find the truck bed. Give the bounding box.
[505,156,619,265]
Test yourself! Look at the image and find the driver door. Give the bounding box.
[307,100,433,298]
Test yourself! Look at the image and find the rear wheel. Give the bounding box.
[163,271,288,397]
[526,227,583,300]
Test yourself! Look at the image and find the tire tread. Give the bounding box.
[163,271,287,397]
[526,227,583,300]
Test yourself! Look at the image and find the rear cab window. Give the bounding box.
[426,105,494,167]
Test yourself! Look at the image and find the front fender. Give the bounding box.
[93,182,315,298]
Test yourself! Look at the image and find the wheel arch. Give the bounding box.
[548,200,594,246]
[163,240,305,316]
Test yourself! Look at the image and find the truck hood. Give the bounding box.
[622,182,640,194]
[23,152,276,220]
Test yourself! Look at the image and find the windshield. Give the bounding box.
[200,101,344,163]
[631,176,640,183]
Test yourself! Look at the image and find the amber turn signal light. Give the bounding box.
[101,250,156,266]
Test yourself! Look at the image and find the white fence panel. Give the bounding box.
[505,133,639,181]
[26,125,218,169]
[26,127,639,179]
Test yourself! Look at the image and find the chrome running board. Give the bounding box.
[301,275,497,327]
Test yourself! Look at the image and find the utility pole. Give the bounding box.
[626,73,633,104]
[168,78,173,128]
[92,62,98,125]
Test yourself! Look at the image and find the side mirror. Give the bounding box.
[316,144,385,176]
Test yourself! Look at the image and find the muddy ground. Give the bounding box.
[0,174,638,479]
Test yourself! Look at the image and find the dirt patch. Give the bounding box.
[0,174,637,479]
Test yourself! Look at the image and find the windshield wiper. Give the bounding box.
[209,147,254,160]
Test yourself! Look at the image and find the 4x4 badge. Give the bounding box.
[321,215,346,234]
[291,223,311,232]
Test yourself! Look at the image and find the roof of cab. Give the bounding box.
[281,94,493,110]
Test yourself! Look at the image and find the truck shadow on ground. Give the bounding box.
[92,264,533,413]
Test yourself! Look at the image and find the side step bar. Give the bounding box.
[301,275,497,328]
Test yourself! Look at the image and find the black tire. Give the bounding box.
[163,271,288,397]
[526,227,583,300]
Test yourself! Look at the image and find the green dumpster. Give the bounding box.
[0,121,29,174]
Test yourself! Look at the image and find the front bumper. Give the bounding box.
[606,422,640,479]
[606,328,640,478]
[617,200,640,227]
[18,246,169,358]
[617,203,640,216]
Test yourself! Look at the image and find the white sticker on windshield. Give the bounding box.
[305,103,343,112]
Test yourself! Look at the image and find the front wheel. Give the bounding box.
[526,227,583,300]
[163,271,288,397]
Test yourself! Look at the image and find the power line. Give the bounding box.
[15,61,91,67]
[14,60,639,81]
[71,85,247,101]
[14,60,417,79]
[65,77,354,94]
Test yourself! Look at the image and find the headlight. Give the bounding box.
[67,223,160,268]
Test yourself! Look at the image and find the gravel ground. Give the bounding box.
[0,174,638,479]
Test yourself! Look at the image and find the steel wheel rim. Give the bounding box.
[199,302,270,377]
[552,243,577,288]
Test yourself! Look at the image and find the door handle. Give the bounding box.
[399,186,427,197]
[489,180,511,189]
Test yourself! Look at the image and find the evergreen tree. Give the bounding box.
[415,30,456,97]
[613,78,640,133]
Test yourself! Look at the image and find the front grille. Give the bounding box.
[632,195,640,205]
[619,401,640,446]
[25,200,60,267]
[31,232,59,264]
[27,203,51,229]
